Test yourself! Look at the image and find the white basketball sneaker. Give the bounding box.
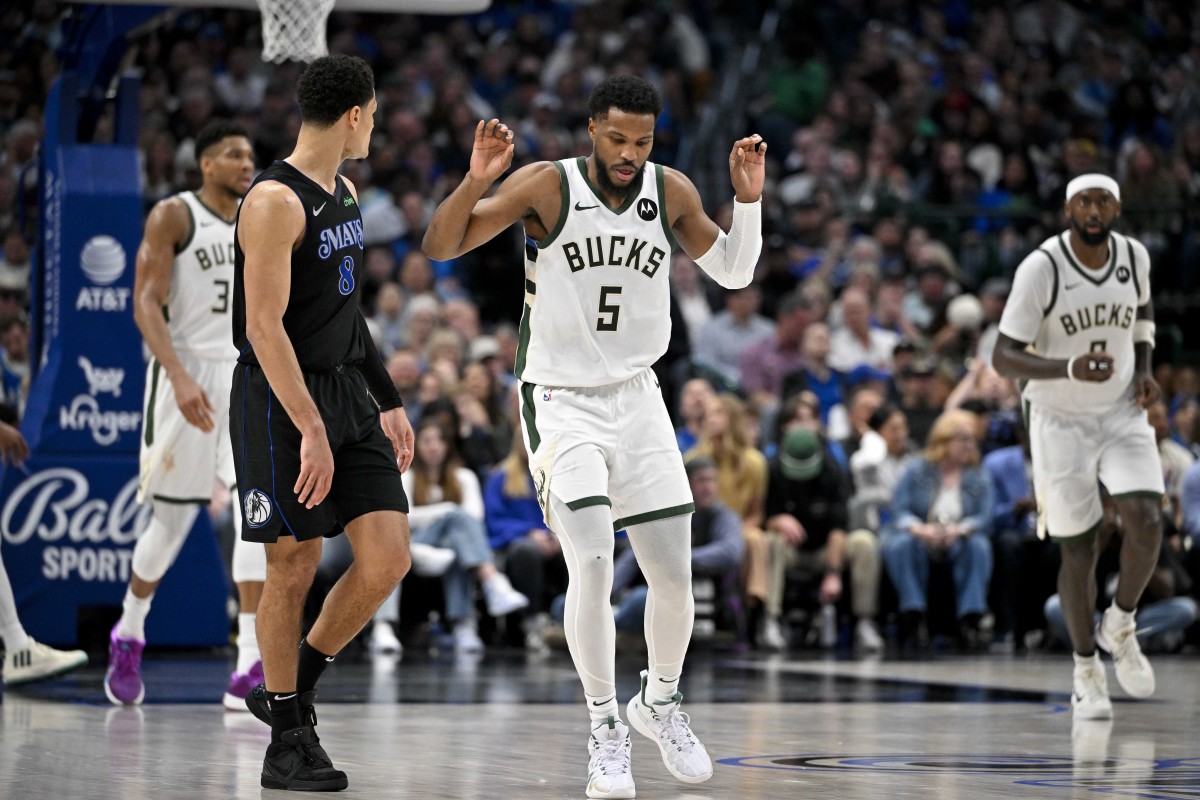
[1071,654,1113,720]
[1095,606,1155,698]
[587,716,635,799]
[3,640,88,685]
[626,670,713,784]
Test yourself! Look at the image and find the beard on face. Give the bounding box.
[1070,216,1110,247]
[595,154,644,199]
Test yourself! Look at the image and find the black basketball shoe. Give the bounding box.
[261,725,348,791]
[248,685,334,765]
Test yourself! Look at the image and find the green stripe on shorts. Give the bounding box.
[567,496,611,511]
[613,502,695,532]
[520,382,540,453]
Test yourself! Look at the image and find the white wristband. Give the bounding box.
[1065,354,1081,382]
[1133,319,1156,347]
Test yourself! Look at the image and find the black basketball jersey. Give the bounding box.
[233,160,366,370]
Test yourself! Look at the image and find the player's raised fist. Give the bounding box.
[470,119,515,184]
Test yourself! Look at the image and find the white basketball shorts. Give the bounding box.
[1028,399,1164,538]
[138,354,236,503]
[517,368,694,531]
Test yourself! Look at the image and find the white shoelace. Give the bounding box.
[654,708,700,752]
[592,738,630,775]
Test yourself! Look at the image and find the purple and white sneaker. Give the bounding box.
[223,660,264,711]
[104,622,145,706]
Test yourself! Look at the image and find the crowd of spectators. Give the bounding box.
[1,1,1199,655]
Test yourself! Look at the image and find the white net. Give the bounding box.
[255,0,337,63]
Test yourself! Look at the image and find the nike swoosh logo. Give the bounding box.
[325,656,335,662]
[591,697,614,706]
[1065,282,1082,290]
[313,202,327,216]
[275,693,297,701]
[200,221,215,227]
[575,202,600,211]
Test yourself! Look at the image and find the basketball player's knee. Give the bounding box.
[1120,499,1163,540]
[572,549,613,585]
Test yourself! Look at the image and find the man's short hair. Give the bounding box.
[297,54,375,128]
[587,75,662,120]
[684,455,718,479]
[193,120,250,161]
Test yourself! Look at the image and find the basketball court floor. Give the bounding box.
[2,646,1198,799]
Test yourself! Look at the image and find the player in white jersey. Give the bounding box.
[425,75,765,799]
[105,121,267,709]
[993,174,1163,722]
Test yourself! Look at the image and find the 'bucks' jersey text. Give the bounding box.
[517,157,677,388]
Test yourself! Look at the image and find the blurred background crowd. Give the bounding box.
[1,0,1199,657]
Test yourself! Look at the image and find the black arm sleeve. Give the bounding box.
[357,313,403,411]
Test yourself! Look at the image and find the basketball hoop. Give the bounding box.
[62,0,493,64]
[256,0,336,63]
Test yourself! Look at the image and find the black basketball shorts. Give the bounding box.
[231,362,409,543]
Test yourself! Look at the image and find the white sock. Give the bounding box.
[236,612,260,673]
[647,670,680,705]
[1074,651,1100,669]
[118,589,153,640]
[0,557,31,651]
[586,691,619,726]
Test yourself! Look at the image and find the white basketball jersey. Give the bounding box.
[170,192,238,360]
[997,230,1151,413]
[516,158,676,388]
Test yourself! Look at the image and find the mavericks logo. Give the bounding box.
[243,489,273,528]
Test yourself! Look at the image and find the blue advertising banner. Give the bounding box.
[1,71,229,649]
[0,457,226,647]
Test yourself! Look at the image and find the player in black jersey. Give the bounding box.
[230,54,413,792]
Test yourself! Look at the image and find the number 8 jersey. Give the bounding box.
[517,157,676,388]
[997,230,1151,413]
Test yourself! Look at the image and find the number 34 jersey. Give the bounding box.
[171,191,239,360]
[517,157,677,388]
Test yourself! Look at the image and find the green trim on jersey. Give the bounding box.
[539,161,571,247]
[567,496,611,511]
[515,298,532,379]
[1125,238,1141,302]
[143,360,161,447]
[654,164,678,251]
[576,157,641,215]
[176,196,196,254]
[192,191,235,225]
[1058,232,1116,286]
[1036,247,1059,317]
[519,382,541,452]
[613,502,695,532]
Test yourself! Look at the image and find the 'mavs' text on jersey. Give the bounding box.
[317,220,364,259]
[562,235,666,279]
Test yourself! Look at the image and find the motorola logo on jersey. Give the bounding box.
[316,219,364,259]
[243,489,273,528]
[1116,266,1131,283]
[637,198,658,221]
